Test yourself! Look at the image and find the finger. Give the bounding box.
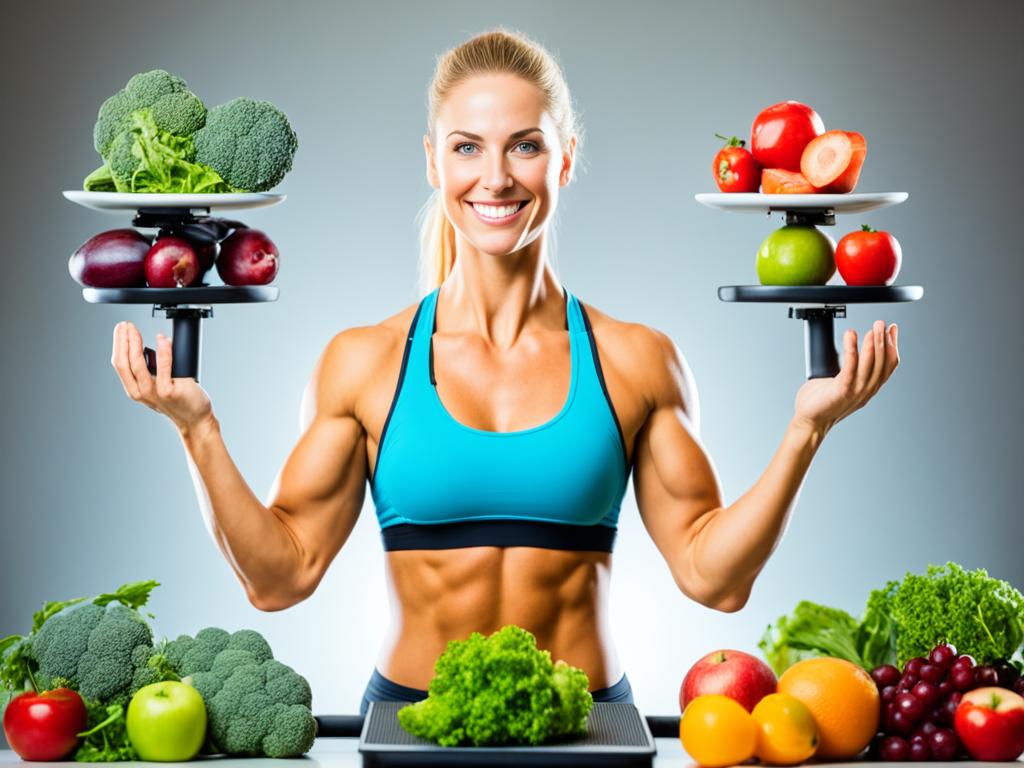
[126,324,155,399]
[854,326,876,393]
[882,323,900,383]
[836,329,858,392]
[112,322,143,401]
[155,333,173,398]
[867,320,887,393]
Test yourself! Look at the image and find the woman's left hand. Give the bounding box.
[793,320,900,433]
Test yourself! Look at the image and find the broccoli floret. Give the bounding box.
[93,69,206,157]
[194,97,298,191]
[397,625,593,747]
[28,600,155,708]
[164,628,316,758]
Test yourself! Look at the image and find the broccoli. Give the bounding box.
[397,625,593,747]
[194,97,298,192]
[164,628,315,758]
[93,69,206,158]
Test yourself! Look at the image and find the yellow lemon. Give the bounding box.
[751,692,819,765]
[679,694,757,767]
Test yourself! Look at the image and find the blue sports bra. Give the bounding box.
[369,285,631,552]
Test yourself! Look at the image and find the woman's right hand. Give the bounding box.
[111,321,213,433]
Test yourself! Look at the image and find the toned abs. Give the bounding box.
[354,300,651,692]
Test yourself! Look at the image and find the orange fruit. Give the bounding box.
[777,657,880,760]
[679,694,757,767]
[751,692,819,765]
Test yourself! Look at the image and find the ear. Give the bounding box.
[424,134,440,189]
[559,135,577,187]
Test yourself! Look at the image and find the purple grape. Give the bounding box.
[904,657,927,676]
[994,660,1019,688]
[890,709,917,735]
[950,666,975,691]
[894,692,925,722]
[929,643,956,670]
[928,728,960,761]
[915,721,938,738]
[881,736,911,761]
[1014,677,1024,696]
[919,663,944,684]
[899,672,919,691]
[954,654,975,669]
[975,665,1000,687]
[881,684,898,703]
[931,705,949,726]
[912,681,939,706]
[909,739,931,761]
[873,664,902,688]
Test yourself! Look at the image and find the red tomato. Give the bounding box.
[2,687,88,761]
[713,134,761,192]
[835,225,902,285]
[750,101,825,173]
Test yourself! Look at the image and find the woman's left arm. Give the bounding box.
[633,320,899,612]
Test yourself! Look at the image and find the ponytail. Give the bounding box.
[416,190,457,297]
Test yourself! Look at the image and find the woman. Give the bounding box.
[110,29,899,715]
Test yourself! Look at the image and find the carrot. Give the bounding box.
[821,131,866,193]
[761,168,815,194]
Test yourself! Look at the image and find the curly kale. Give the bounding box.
[397,625,593,747]
[164,628,315,758]
[193,97,298,192]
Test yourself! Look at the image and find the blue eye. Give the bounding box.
[453,141,540,155]
[515,141,540,152]
[454,143,477,155]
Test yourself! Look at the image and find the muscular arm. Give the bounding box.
[632,328,827,612]
[180,327,386,611]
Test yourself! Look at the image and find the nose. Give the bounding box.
[481,152,513,192]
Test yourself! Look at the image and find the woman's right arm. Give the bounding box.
[112,321,380,612]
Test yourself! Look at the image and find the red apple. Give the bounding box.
[680,649,777,712]
[954,686,1024,761]
[216,228,279,286]
[144,236,201,288]
[3,687,87,761]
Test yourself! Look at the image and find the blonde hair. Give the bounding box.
[416,28,584,297]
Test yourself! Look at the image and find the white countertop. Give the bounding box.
[0,742,1012,767]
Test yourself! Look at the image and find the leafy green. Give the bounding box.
[74,701,136,762]
[760,562,1024,675]
[397,625,593,747]
[758,600,866,676]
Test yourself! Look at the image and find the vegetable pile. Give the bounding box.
[83,70,297,194]
[397,625,593,747]
[0,580,316,760]
[759,562,1024,675]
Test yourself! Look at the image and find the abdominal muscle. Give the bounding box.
[377,546,622,692]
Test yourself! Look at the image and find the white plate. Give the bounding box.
[694,191,907,214]
[63,190,286,213]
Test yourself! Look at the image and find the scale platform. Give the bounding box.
[357,701,657,767]
[66,191,285,383]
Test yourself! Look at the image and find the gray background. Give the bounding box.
[1,0,1021,726]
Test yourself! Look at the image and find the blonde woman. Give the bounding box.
[111,29,900,715]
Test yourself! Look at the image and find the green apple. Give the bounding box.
[126,681,207,762]
[756,224,836,285]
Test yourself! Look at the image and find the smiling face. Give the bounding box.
[424,73,575,259]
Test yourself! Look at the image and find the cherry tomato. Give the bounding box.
[713,134,761,192]
[751,101,825,173]
[835,225,902,285]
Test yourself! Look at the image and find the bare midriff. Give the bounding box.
[377,545,622,692]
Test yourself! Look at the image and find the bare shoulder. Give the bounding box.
[579,301,698,417]
[306,301,421,421]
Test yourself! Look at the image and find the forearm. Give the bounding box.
[688,417,828,609]
[178,415,304,607]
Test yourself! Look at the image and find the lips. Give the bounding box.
[466,200,529,225]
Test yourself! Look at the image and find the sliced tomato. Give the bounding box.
[801,130,867,193]
[821,131,867,193]
[761,168,815,194]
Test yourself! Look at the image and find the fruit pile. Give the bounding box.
[712,100,866,195]
[68,220,279,289]
[869,642,1024,761]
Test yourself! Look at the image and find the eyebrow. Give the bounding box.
[446,128,543,141]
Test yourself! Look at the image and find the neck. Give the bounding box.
[440,233,564,350]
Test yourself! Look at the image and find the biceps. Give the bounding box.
[633,404,724,553]
[265,414,367,592]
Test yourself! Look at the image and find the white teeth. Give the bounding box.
[472,202,523,219]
